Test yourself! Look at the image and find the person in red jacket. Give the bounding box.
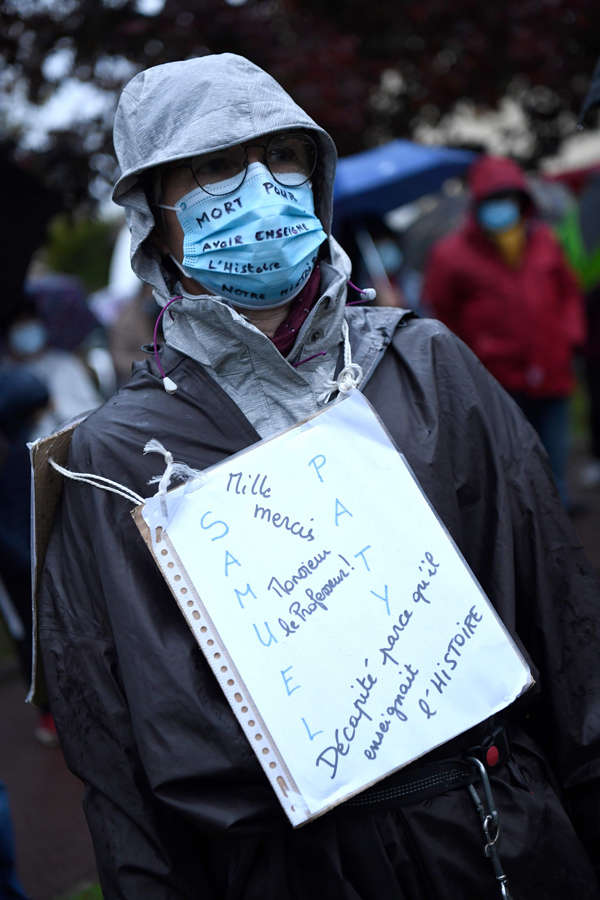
[423,155,585,506]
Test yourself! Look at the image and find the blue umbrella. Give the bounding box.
[332,139,477,225]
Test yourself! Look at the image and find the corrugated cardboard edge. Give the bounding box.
[27,418,85,705]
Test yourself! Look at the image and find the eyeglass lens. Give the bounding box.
[191,133,317,196]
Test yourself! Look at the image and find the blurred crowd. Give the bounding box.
[341,155,600,515]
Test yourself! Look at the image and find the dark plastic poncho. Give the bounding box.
[39,317,600,899]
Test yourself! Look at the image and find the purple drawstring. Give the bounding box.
[347,280,376,305]
[153,295,183,392]
[292,351,327,368]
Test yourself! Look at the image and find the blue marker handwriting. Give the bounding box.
[267,549,332,598]
[378,603,414,666]
[427,605,483,696]
[199,511,229,542]
[277,563,352,637]
[377,552,441,665]
[363,663,419,762]
[253,502,315,543]
[412,551,441,605]
[315,660,377,779]
[227,470,272,498]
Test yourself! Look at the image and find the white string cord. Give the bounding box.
[48,459,144,505]
[143,439,202,516]
[49,441,201,513]
[49,326,360,507]
[144,438,175,498]
[144,439,201,492]
[318,319,363,405]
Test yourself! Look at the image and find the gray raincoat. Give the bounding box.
[39,54,600,899]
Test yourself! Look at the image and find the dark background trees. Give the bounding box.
[1,0,599,211]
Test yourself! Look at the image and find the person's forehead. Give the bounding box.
[161,128,307,170]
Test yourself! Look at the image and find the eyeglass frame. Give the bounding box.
[158,131,319,200]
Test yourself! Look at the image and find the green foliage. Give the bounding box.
[56,882,102,900]
[44,215,116,292]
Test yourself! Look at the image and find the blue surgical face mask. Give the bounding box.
[9,321,47,356]
[477,198,521,232]
[160,162,327,309]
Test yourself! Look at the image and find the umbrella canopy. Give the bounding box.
[332,140,477,226]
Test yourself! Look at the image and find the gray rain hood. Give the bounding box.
[112,53,338,304]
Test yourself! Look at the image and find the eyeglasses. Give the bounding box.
[180,131,318,197]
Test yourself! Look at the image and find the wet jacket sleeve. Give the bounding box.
[38,426,216,899]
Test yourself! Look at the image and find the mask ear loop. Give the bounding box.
[153,295,183,393]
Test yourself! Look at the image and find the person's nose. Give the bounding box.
[245,145,266,165]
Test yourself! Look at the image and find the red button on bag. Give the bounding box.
[486,745,500,767]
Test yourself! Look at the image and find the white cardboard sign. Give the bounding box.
[135,390,533,826]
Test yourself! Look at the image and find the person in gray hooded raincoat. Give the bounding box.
[39,54,600,899]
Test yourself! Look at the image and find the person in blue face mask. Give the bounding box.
[152,130,327,337]
[37,57,600,900]
[476,191,521,233]
[424,155,586,509]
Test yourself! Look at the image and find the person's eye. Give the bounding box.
[268,136,315,175]
[193,154,240,180]
[270,146,297,163]
[269,143,307,172]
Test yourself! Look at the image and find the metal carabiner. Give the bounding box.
[467,756,514,900]
[482,812,500,855]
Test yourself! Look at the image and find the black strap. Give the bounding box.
[345,760,476,808]
[343,726,510,810]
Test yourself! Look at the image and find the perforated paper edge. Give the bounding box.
[133,509,310,827]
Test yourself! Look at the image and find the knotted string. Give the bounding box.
[49,440,201,513]
[143,438,202,516]
[317,319,363,405]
